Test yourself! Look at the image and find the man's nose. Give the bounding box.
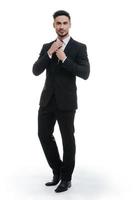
[60,24,64,28]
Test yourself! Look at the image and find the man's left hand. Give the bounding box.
[56,49,67,61]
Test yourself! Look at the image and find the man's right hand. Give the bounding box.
[47,40,63,56]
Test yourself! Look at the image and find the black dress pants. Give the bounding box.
[38,95,76,181]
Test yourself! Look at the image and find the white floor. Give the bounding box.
[0,167,120,200]
[1,152,134,200]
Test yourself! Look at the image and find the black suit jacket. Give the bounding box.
[32,37,90,110]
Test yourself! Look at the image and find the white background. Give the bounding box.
[0,0,134,199]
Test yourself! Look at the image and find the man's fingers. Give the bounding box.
[49,40,63,55]
[53,42,62,50]
[55,40,63,48]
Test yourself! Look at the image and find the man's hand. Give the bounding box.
[47,40,63,56]
[56,49,67,61]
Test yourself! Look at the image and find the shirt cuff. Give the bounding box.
[62,57,67,63]
[47,52,52,59]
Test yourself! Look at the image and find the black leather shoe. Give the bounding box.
[55,180,71,193]
[45,175,61,186]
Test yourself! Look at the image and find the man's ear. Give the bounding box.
[69,21,71,28]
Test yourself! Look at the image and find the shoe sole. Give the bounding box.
[55,184,71,193]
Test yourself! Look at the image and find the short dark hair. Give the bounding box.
[53,10,71,20]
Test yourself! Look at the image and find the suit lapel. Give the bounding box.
[64,37,74,55]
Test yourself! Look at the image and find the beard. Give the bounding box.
[57,31,69,38]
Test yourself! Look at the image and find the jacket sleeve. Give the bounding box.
[61,44,90,80]
[32,44,50,76]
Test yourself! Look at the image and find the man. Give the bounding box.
[32,10,90,193]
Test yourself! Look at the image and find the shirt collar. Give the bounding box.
[57,35,71,45]
[62,35,71,45]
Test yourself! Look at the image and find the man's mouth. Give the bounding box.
[59,30,65,33]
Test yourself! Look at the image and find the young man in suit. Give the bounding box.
[32,10,90,193]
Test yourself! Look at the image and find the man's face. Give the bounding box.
[53,15,71,38]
